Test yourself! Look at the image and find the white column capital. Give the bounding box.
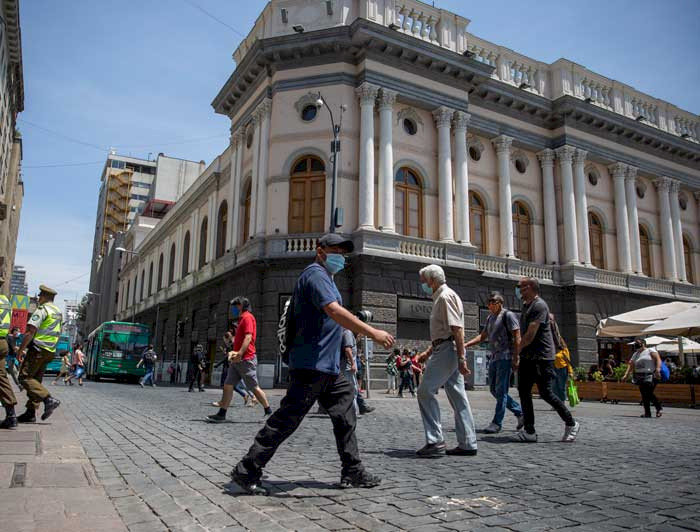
[452,111,471,131]
[654,176,673,192]
[537,148,555,166]
[625,166,638,184]
[608,162,628,179]
[230,128,245,148]
[555,145,576,163]
[377,88,397,110]
[255,97,272,119]
[670,179,681,195]
[491,135,513,154]
[573,148,588,166]
[432,106,454,128]
[356,82,380,105]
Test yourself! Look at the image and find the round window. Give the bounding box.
[301,104,318,122]
[515,158,527,174]
[403,118,417,136]
[679,194,688,211]
[636,184,646,199]
[588,172,598,186]
[246,132,253,149]
[469,146,481,162]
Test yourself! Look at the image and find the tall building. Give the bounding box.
[115,1,700,385]
[9,263,26,295]
[0,0,24,294]
[63,299,79,345]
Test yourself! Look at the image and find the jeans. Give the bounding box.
[417,342,477,450]
[141,368,155,386]
[342,368,360,414]
[638,380,662,416]
[398,372,414,395]
[234,380,249,398]
[188,367,203,390]
[236,369,362,481]
[553,366,568,403]
[517,358,575,434]
[386,374,397,391]
[488,359,522,426]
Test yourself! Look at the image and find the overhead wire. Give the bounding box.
[181,0,248,39]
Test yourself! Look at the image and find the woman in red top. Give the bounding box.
[411,351,424,388]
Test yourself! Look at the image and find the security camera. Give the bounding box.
[292,24,304,33]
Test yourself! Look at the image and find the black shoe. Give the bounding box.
[446,446,477,456]
[359,405,375,415]
[188,388,194,392]
[206,413,227,423]
[339,469,382,489]
[0,417,17,430]
[198,388,205,392]
[17,410,36,423]
[416,442,446,458]
[41,397,61,421]
[230,467,268,495]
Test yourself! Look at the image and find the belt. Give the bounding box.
[431,336,454,348]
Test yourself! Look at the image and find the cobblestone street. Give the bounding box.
[4,382,700,532]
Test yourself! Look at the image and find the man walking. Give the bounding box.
[514,277,580,443]
[341,329,374,415]
[464,291,524,433]
[16,285,63,423]
[207,297,272,421]
[230,234,394,495]
[414,265,477,457]
[188,344,206,392]
[0,283,19,428]
[137,344,157,387]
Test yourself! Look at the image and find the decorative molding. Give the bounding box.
[491,134,513,154]
[377,88,398,110]
[432,106,454,128]
[625,165,638,184]
[467,134,484,153]
[396,107,424,130]
[537,148,555,166]
[452,111,471,131]
[355,82,379,105]
[573,148,588,166]
[293,92,321,116]
[653,176,672,191]
[555,145,576,163]
[608,162,628,179]
[255,98,272,119]
[510,149,530,169]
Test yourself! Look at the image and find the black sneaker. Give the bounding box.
[206,413,227,423]
[230,467,268,495]
[0,416,17,430]
[41,397,61,421]
[359,405,375,415]
[446,446,477,456]
[198,388,205,392]
[339,469,381,489]
[416,442,446,458]
[17,410,36,423]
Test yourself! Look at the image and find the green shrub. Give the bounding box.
[574,366,588,382]
[612,363,629,382]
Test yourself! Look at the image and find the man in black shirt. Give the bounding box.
[514,277,579,443]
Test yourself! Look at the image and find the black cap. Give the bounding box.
[318,233,354,253]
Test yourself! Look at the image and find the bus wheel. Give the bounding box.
[94,374,101,382]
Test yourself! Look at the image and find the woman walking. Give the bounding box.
[52,351,71,385]
[623,338,663,418]
[65,343,85,386]
[396,349,415,398]
[550,314,572,402]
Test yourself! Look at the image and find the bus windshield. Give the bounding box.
[101,325,150,357]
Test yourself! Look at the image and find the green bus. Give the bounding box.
[86,322,150,382]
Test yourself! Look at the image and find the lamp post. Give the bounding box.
[316,93,346,233]
[116,247,140,324]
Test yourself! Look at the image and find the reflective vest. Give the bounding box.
[33,302,62,352]
[0,295,9,339]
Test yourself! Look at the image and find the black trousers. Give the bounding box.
[517,358,575,434]
[398,372,414,395]
[237,369,362,480]
[638,380,662,416]
[189,367,203,390]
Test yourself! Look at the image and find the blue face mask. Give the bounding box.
[421,282,433,295]
[231,306,241,318]
[515,287,522,301]
[324,253,346,274]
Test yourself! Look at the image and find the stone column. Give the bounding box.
[573,149,591,266]
[556,146,579,264]
[537,149,559,265]
[227,129,242,250]
[190,210,199,272]
[625,166,643,274]
[670,180,686,282]
[609,163,632,273]
[378,88,397,232]
[356,82,379,230]
[453,111,471,244]
[248,118,260,238]
[492,135,515,257]
[206,193,216,263]
[254,99,272,237]
[655,177,677,280]
[434,107,455,242]
[174,225,183,281]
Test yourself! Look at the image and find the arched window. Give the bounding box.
[157,253,164,290]
[148,262,154,296]
[588,212,605,269]
[289,156,326,233]
[512,201,532,261]
[394,167,423,237]
[469,191,486,254]
[242,182,252,243]
[216,201,228,258]
[182,231,190,276]
[199,217,208,268]
[639,225,652,277]
[168,243,176,285]
[683,235,694,284]
[140,269,145,301]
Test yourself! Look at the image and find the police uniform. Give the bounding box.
[0,284,18,427]
[18,285,62,421]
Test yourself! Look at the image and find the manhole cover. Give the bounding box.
[0,431,41,455]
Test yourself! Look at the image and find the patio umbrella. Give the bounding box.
[655,338,700,353]
[644,305,700,336]
[596,301,696,338]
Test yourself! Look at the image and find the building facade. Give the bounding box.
[115,0,700,382]
[9,262,25,294]
[0,0,23,294]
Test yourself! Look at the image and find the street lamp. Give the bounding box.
[116,247,141,324]
[315,92,346,233]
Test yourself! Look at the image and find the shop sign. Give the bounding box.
[397,298,432,320]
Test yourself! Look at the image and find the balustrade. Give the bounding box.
[398,240,445,260]
[285,237,319,253]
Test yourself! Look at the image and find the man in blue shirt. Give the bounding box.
[230,233,394,495]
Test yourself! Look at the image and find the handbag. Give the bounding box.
[567,379,580,407]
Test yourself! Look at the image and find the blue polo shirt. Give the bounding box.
[289,262,343,375]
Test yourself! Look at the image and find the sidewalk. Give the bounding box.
[0,404,127,532]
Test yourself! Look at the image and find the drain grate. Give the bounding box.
[10,462,26,488]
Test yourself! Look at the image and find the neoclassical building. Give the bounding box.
[114,0,700,382]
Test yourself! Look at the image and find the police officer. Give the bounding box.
[0,278,19,429]
[16,285,63,423]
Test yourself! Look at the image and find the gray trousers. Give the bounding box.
[417,341,477,450]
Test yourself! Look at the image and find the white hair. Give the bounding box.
[419,264,446,285]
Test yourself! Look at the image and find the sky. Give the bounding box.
[15,0,700,310]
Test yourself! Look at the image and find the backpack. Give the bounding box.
[144,350,156,363]
[659,361,670,383]
[277,296,295,365]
